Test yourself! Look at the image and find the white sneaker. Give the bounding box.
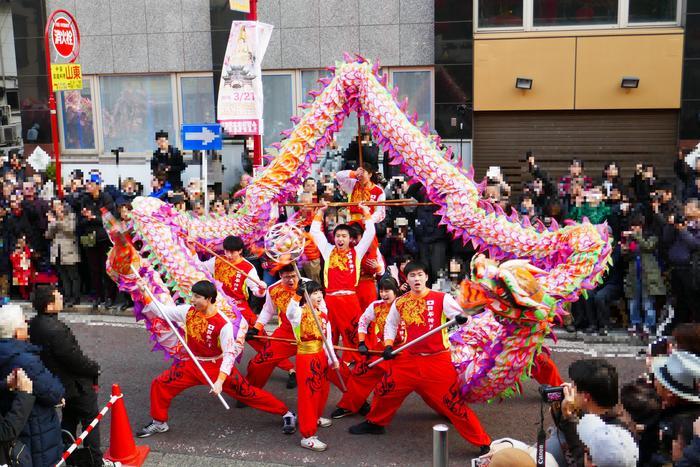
[317,417,332,427]
[102,460,122,467]
[301,436,327,451]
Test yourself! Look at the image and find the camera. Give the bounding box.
[539,385,564,403]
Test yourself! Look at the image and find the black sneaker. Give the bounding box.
[598,327,608,337]
[286,372,297,389]
[136,420,169,438]
[331,407,353,419]
[348,420,385,435]
[359,401,371,416]
[282,413,296,434]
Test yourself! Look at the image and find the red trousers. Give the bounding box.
[336,358,387,413]
[325,294,363,364]
[246,326,298,388]
[237,299,293,373]
[296,351,331,438]
[150,359,288,422]
[530,352,563,387]
[367,352,491,447]
[357,279,378,313]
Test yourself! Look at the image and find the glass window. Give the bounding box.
[301,69,358,151]
[181,76,215,124]
[533,0,618,27]
[262,73,293,150]
[100,75,174,153]
[628,0,677,23]
[478,1,524,28]
[391,70,433,127]
[60,78,95,150]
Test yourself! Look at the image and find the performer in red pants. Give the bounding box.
[245,264,301,389]
[349,262,492,454]
[338,166,385,312]
[331,276,401,418]
[286,281,338,452]
[135,280,296,438]
[200,235,294,377]
[310,202,376,364]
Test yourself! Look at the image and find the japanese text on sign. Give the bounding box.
[51,63,83,91]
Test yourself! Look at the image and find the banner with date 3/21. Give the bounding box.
[51,63,83,91]
[217,21,273,136]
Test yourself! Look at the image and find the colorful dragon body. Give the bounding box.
[106,55,611,402]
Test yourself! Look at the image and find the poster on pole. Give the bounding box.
[229,0,251,13]
[217,21,273,136]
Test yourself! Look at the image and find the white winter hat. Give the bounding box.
[576,414,639,467]
[0,304,25,339]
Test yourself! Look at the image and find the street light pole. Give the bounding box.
[248,0,263,170]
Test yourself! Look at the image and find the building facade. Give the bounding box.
[7,1,695,193]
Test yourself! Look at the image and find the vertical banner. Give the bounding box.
[217,21,273,136]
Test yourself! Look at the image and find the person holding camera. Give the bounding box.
[545,358,625,467]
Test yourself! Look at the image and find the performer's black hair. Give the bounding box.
[155,130,168,140]
[333,224,353,237]
[403,261,429,276]
[298,280,323,306]
[192,280,217,303]
[278,263,296,275]
[378,276,399,295]
[223,235,244,252]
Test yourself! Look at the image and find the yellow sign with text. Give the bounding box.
[51,63,83,91]
[229,0,250,13]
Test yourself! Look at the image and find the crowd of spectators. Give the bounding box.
[477,325,700,466]
[3,139,700,340]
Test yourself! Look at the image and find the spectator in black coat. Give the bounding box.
[151,130,185,190]
[29,284,104,459]
[78,171,117,309]
[0,303,64,467]
[663,210,700,328]
[0,368,35,466]
[406,182,448,285]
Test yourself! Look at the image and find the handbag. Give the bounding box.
[5,438,31,466]
[79,231,96,248]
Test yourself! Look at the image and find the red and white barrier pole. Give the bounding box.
[55,393,122,467]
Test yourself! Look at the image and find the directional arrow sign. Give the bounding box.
[181,123,223,151]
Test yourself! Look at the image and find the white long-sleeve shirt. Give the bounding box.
[145,299,247,376]
[310,216,377,264]
[383,292,464,343]
[256,278,310,328]
[286,298,338,365]
[357,300,386,335]
[200,257,265,297]
[336,170,386,222]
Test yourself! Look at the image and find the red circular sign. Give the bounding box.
[47,11,80,63]
[52,18,75,57]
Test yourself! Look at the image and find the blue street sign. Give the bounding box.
[181,123,223,151]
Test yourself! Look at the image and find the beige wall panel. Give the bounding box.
[474,37,576,111]
[575,34,683,110]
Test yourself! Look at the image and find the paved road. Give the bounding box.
[62,314,645,466]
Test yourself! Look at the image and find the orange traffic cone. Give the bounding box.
[104,384,150,466]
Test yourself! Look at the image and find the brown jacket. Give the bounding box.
[45,212,80,265]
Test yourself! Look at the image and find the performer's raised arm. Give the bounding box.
[355,204,377,259]
[336,170,357,195]
[310,203,333,260]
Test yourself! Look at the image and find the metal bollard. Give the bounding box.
[432,423,449,467]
